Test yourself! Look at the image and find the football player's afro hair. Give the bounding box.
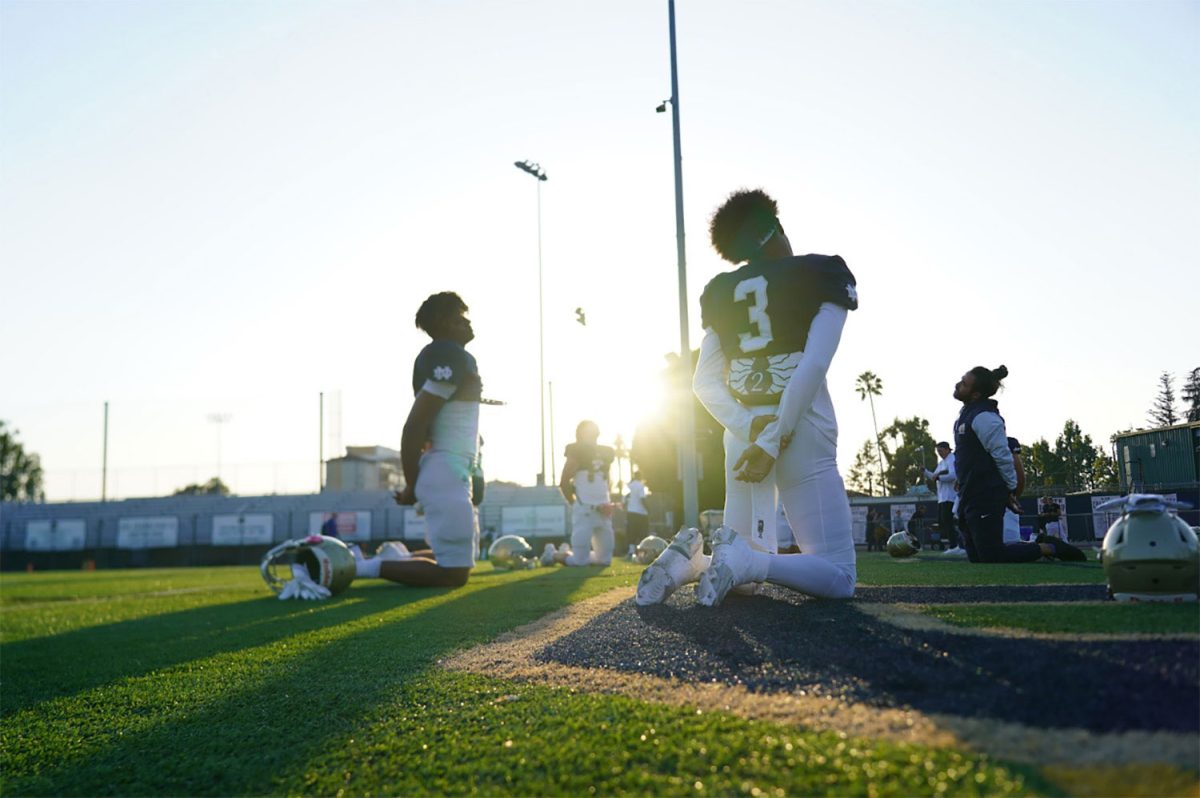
[709,189,780,263]
[415,291,468,334]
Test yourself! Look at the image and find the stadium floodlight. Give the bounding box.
[207,413,232,485]
[514,159,549,486]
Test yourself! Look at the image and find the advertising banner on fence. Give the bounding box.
[117,517,179,549]
[500,505,568,537]
[851,505,868,544]
[212,514,274,546]
[1091,494,1178,539]
[1036,497,1068,539]
[308,511,371,542]
[1090,495,1121,540]
[25,519,86,551]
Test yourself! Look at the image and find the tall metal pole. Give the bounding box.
[207,413,231,485]
[548,380,556,484]
[514,160,549,487]
[319,392,324,492]
[101,401,109,502]
[537,177,546,486]
[668,0,699,527]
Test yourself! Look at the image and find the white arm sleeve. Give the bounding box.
[692,328,755,442]
[420,379,456,400]
[972,412,1018,490]
[754,303,847,458]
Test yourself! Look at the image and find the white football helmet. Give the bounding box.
[634,535,670,565]
[1099,494,1199,602]
[488,535,538,570]
[260,535,356,598]
[886,531,919,558]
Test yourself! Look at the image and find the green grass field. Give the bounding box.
[0,554,1193,796]
[923,602,1200,635]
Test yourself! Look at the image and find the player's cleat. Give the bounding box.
[376,541,412,561]
[540,543,558,567]
[1037,534,1087,562]
[635,527,706,606]
[696,526,764,607]
[942,546,967,557]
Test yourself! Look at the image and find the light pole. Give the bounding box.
[660,0,699,527]
[514,159,549,486]
[207,413,232,485]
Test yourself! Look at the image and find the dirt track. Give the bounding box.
[444,583,1200,769]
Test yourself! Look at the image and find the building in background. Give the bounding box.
[324,446,402,492]
[1112,422,1200,493]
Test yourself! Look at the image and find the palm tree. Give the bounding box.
[855,371,886,495]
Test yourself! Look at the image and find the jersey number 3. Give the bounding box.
[733,275,773,353]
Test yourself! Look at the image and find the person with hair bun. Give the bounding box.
[952,366,1084,563]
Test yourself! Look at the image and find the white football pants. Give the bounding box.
[739,413,857,599]
[567,503,614,566]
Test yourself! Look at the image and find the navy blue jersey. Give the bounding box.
[699,254,857,405]
[412,339,482,401]
[564,443,614,473]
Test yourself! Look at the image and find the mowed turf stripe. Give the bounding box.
[1,564,630,796]
[854,553,1107,586]
[858,603,1200,642]
[917,601,1200,636]
[288,669,1048,797]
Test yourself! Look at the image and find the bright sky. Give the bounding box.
[3,0,1197,501]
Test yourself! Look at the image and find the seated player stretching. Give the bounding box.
[355,292,481,587]
[638,188,859,606]
[555,420,616,566]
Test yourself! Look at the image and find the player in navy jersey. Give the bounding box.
[555,420,617,566]
[637,189,860,606]
[353,292,481,587]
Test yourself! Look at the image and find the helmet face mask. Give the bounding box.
[488,535,538,570]
[1102,497,1199,602]
[260,535,356,596]
[634,535,669,565]
[886,531,919,558]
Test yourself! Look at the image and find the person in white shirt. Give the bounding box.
[1038,501,1068,541]
[626,471,649,543]
[923,442,964,554]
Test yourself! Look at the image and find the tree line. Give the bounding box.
[1149,367,1200,427]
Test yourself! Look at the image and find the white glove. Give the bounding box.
[277,563,332,600]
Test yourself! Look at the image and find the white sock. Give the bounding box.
[351,547,381,578]
[747,549,771,583]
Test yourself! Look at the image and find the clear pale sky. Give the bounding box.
[3,0,1197,501]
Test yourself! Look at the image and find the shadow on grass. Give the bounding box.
[0,582,430,716]
[534,589,1200,736]
[4,566,602,797]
